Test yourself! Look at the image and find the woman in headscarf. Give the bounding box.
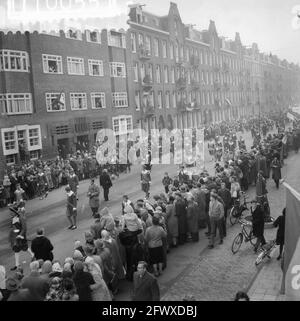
[85,257,112,301]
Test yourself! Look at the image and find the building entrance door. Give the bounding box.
[57,138,70,158]
[76,135,89,152]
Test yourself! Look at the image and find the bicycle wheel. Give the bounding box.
[255,251,265,266]
[229,207,239,226]
[231,233,243,254]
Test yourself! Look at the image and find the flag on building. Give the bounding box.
[281,182,300,299]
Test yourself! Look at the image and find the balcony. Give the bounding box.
[176,77,187,90]
[138,46,151,60]
[141,74,153,92]
[190,55,200,66]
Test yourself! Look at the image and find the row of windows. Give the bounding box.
[134,90,246,110]
[0,50,30,72]
[42,54,126,77]
[0,92,129,115]
[132,62,248,86]
[130,32,245,70]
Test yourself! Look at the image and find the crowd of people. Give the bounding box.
[0,110,299,302]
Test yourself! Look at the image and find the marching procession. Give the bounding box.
[1,109,300,301]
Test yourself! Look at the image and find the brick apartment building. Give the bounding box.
[0,2,300,176]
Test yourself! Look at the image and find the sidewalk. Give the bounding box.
[247,247,286,301]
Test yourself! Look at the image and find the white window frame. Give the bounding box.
[88,59,104,77]
[0,50,29,72]
[91,92,106,109]
[145,36,151,54]
[42,54,63,74]
[70,93,87,110]
[164,65,169,83]
[46,93,66,112]
[156,65,161,83]
[172,92,176,108]
[66,29,82,41]
[110,62,126,78]
[86,30,101,43]
[108,31,126,48]
[154,38,159,57]
[112,92,128,108]
[157,91,163,109]
[135,91,141,111]
[170,43,174,60]
[162,40,167,58]
[112,115,133,136]
[165,91,170,109]
[27,125,42,152]
[131,33,137,52]
[1,128,18,156]
[171,67,175,84]
[133,62,139,82]
[0,93,32,115]
[67,57,85,75]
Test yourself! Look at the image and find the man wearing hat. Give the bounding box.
[65,186,77,230]
[67,168,79,196]
[87,179,100,217]
[99,169,113,202]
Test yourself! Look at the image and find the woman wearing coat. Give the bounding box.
[186,197,199,242]
[174,192,187,245]
[165,196,178,248]
[271,157,282,189]
[87,179,100,217]
[251,200,266,253]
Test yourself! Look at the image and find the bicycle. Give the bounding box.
[255,239,276,266]
[231,219,257,254]
[229,192,251,226]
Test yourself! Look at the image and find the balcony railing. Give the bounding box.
[138,46,151,60]
[176,77,187,89]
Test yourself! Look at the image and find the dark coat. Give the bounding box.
[273,215,285,245]
[100,173,112,189]
[251,205,265,238]
[175,199,187,235]
[132,271,160,301]
[21,271,50,301]
[31,236,54,261]
[271,159,282,181]
[256,155,268,178]
[187,202,199,234]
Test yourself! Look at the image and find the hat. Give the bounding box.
[74,261,84,272]
[52,262,63,273]
[73,250,84,261]
[6,278,20,291]
[100,207,109,216]
[94,239,105,250]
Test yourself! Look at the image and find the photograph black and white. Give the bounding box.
[0,0,300,305]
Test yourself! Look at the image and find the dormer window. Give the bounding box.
[86,30,101,43]
[108,30,126,48]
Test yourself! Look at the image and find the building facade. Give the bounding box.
[0,2,300,176]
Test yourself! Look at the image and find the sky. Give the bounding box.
[0,0,300,64]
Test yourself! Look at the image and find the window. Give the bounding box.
[0,50,29,72]
[172,92,176,108]
[157,91,162,109]
[156,65,161,83]
[86,30,101,43]
[135,91,141,110]
[91,93,106,109]
[170,43,174,60]
[145,36,151,54]
[88,59,103,76]
[0,93,32,115]
[138,33,144,47]
[6,154,17,165]
[162,40,167,58]
[131,33,137,52]
[66,29,82,40]
[180,46,184,60]
[30,150,40,160]
[108,31,126,48]
[112,92,128,108]
[133,62,139,82]
[187,70,191,84]
[165,91,170,109]
[171,67,175,84]
[110,62,126,78]
[2,130,17,155]
[154,38,159,57]
[112,116,133,135]
[164,66,169,83]
[70,93,87,110]
[148,64,153,81]
[42,54,63,74]
[67,57,85,75]
[46,93,66,112]
[200,51,203,64]
[148,91,154,106]
[28,128,40,148]
[186,48,189,62]
[140,63,146,80]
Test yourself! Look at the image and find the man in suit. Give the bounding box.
[99,169,112,201]
[65,186,77,230]
[132,261,160,301]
